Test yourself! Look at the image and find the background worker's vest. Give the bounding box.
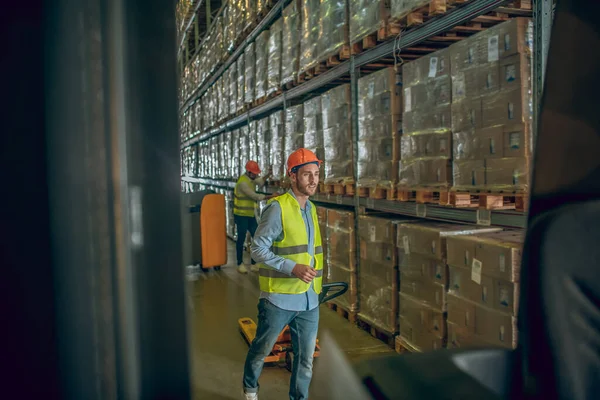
[258,193,323,294]
[233,174,256,217]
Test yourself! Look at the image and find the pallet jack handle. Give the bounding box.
[319,282,349,304]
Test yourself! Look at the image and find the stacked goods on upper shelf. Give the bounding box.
[228,65,237,117]
[357,67,402,198]
[239,126,249,176]
[236,56,246,113]
[214,14,226,64]
[358,215,407,334]
[446,230,523,349]
[223,132,233,179]
[230,0,245,48]
[300,0,320,75]
[450,18,533,193]
[176,0,192,38]
[284,104,305,184]
[281,1,301,87]
[270,111,286,183]
[244,42,256,105]
[257,117,272,176]
[303,96,325,182]
[316,207,329,283]
[182,146,198,178]
[396,222,502,352]
[208,137,217,178]
[322,84,353,187]
[400,49,453,190]
[255,30,270,101]
[194,101,202,138]
[231,129,240,178]
[218,76,228,122]
[223,3,236,53]
[243,0,258,33]
[267,19,282,97]
[246,123,259,166]
[317,0,350,62]
[349,0,390,47]
[327,209,358,312]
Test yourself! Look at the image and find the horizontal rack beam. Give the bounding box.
[181,0,511,149]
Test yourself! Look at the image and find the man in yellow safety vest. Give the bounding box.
[234,160,274,274]
[242,148,323,400]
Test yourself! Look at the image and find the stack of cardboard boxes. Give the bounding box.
[244,43,256,105]
[451,18,533,192]
[281,1,300,87]
[396,222,501,351]
[317,206,329,283]
[231,129,240,178]
[327,209,358,312]
[269,111,286,182]
[349,0,390,45]
[255,30,270,101]
[357,67,402,192]
[284,104,305,184]
[304,96,325,183]
[358,215,402,334]
[400,49,453,188]
[267,19,282,97]
[322,84,354,186]
[300,0,320,74]
[446,230,523,349]
[257,118,271,175]
[236,56,245,112]
[317,0,349,62]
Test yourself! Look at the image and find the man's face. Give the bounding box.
[291,163,319,196]
[247,171,258,180]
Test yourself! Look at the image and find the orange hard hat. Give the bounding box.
[286,148,322,175]
[245,160,261,175]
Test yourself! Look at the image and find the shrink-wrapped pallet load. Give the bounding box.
[255,30,270,101]
[267,19,282,97]
[300,0,320,74]
[281,1,301,87]
[322,84,353,186]
[270,111,286,182]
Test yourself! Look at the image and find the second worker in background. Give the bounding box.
[234,160,274,274]
[243,148,324,400]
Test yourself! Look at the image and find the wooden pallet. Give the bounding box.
[251,96,268,108]
[395,336,418,354]
[358,186,396,201]
[326,302,358,324]
[321,182,355,196]
[356,316,397,348]
[450,191,528,212]
[283,78,299,90]
[396,187,450,205]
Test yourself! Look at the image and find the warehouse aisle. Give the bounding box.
[187,242,392,400]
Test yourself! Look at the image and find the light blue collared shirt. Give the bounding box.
[251,190,320,311]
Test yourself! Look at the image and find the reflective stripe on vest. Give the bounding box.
[258,192,323,295]
[233,174,256,217]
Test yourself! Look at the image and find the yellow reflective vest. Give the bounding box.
[258,192,323,294]
[233,174,256,217]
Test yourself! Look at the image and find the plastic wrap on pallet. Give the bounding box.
[236,56,245,112]
[357,67,401,189]
[269,111,286,181]
[223,3,236,53]
[219,76,228,122]
[228,65,237,116]
[449,18,533,193]
[326,209,358,311]
[357,215,405,333]
[281,1,300,86]
[224,131,233,179]
[390,0,438,21]
[231,129,241,178]
[322,84,353,185]
[255,30,270,100]
[349,0,389,45]
[398,292,446,352]
[230,0,244,48]
[303,96,325,180]
[244,0,257,33]
[244,42,256,104]
[194,101,203,136]
[256,117,272,173]
[267,19,282,96]
[246,123,259,164]
[285,104,305,161]
[317,0,349,62]
[400,49,452,189]
[300,0,320,73]
[239,127,249,175]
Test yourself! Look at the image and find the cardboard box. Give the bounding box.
[452,69,480,103]
[452,160,486,189]
[400,253,448,287]
[396,222,501,261]
[467,230,523,282]
[481,88,526,128]
[503,123,530,159]
[447,292,477,334]
[400,276,446,311]
[478,62,501,97]
[399,292,447,335]
[360,275,398,333]
[477,126,505,159]
[483,17,532,61]
[485,157,530,190]
[449,35,485,75]
[500,53,531,92]
[328,262,358,312]
[358,215,397,244]
[327,209,354,232]
[399,316,446,352]
[451,99,483,132]
[452,130,480,161]
[328,228,356,271]
[447,322,491,349]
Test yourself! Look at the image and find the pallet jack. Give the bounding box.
[239,282,349,372]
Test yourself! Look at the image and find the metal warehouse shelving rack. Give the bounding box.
[179,0,553,230]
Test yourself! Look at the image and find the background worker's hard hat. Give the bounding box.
[287,148,322,175]
[245,160,261,175]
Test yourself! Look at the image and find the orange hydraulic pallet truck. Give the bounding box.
[239,282,349,371]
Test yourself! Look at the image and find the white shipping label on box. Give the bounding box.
[403,236,410,254]
[428,57,439,78]
[471,258,483,284]
[404,87,412,112]
[488,35,500,62]
[370,225,377,242]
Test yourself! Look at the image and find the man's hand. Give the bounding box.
[265,193,280,201]
[292,264,317,283]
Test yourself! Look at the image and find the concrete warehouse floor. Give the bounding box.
[187,241,394,400]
